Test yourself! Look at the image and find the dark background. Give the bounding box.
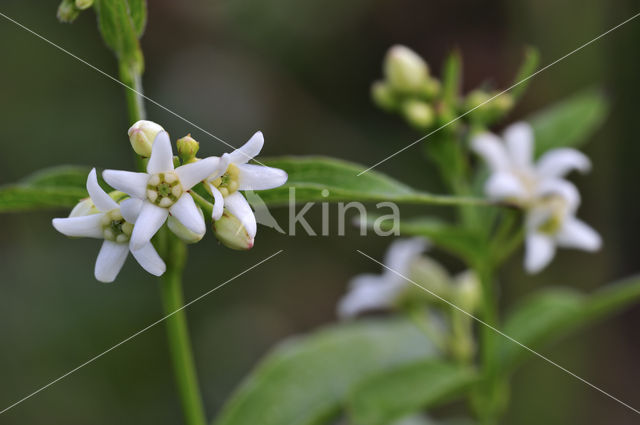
[1,0,639,423]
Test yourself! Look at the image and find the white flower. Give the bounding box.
[103,131,221,251]
[471,121,601,273]
[52,169,166,283]
[205,131,287,243]
[471,122,592,206]
[337,238,427,318]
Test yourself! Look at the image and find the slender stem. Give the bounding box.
[119,59,207,425]
[158,230,207,425]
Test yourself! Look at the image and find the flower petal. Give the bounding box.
[146,131,174,174]
[94,240,129,283]
[503,122,534,168]
[169,193,205,235]
[131,242,166,276]
[87,168,118,212]
[470,132,510,172]
[129,202,168,251]
[102,170,149,199]
[175,156,221,190]
[536,148,591,178]
[524,232,556,274]
[52,214,104,238]
[383,237,428,276]
[484,171,528,201]
[208,184,224,220]
[337,274,398,318]
[555,217,602,251]
[224,192,257,238]
[120,198,144,223]
[536,178,581,213]
[237,164,288,190]
[225,131,264,165]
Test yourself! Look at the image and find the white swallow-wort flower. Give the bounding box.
[52,169,166,282]
[337,238,427,318]
[205,131,287,242]
[103,131,221,251]
[471,121,601,273]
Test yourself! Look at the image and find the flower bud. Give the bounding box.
[418,78,441,100]
[490,92,514,115]
[168,206,205,244]
[213,211,254,250]
[371,81,397,111]
[384,45,429,93]
[128,120,164,157]
[177,134,200,163]
[75,0,93,9]
[57,0,80,23]
[453,271,481,312]
[401,99,435,129]
[406,256,451,302]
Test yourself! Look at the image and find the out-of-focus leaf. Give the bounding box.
[441,51,462,106]
[365,216,485,262]
[214,319,439,425]
[0,166,90,212]
[257,157,483,207]
[509,47,540,101]
[528,88,608,156]
[348,360,477,425]
[500,275,640,372]
[94,0,144,71]
[125,0,147,37]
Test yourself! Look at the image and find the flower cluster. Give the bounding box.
[472,122,601,273]
[53,120,287,282]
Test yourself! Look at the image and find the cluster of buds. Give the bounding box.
[57,0,93,23]
[372,45,513,131]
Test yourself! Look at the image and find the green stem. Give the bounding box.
[158,230,207,425]
[119,59,207,425]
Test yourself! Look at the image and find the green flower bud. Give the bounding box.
[213,211,254,250]
[418,78,441,100]
[405,256,451,303]
[490,92,514,115]
[401,99,435,129]
[57,0,80,23]
[128,120,164,157]
[177,134,200,163]
[384,45,429,93]
[453,271,481,312]
[371,81,397,111]
[75,0,93,10]
[168,206,205,244]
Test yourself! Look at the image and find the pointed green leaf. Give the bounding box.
[528,88,608,156]
[500,274,640,372]
[441,51,462,107]
[94,0,144,71]
[214,319,439,425]
[509,47,539,101]
[125,0,147,37]
[348,360,477,425]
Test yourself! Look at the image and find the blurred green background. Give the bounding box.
[1,0,639,423]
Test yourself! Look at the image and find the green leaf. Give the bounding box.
[348,360,477,425]
[125,0,147,37]
[94,0,144,71]
[365,216,485,262]
[214,319,439,425]
[0,166,90,212]
[257,157,484,207]
[441,51,462,107]
[500,274,640,372]
[528,88,608,156]
[509,47,540,101]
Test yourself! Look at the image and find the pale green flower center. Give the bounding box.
[538,196,568,235]
[100,209,133,243]
[147,172,183,208]
[210,163,240,197]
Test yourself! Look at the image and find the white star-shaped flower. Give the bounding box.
[471,121,601,273]
[103,131,221,251]
[205,131,287,242]
[337,238,428,318]
[52,169,166,282]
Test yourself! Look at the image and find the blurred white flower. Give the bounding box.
[103,131,221,251]
[52,169,165,282]
[205,131,287,243]
[337,238,428,318]
[471,121,601,273]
